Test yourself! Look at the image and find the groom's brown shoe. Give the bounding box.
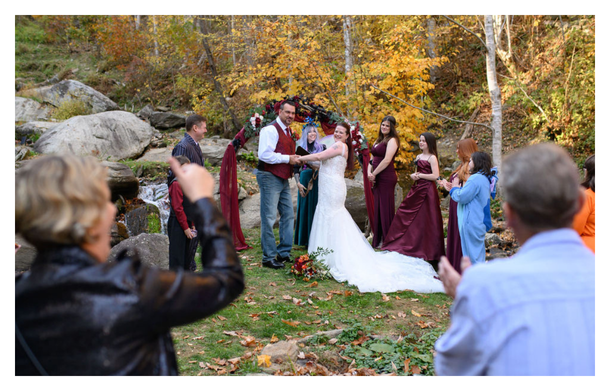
[262,259,285,269]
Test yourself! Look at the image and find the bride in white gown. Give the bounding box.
[297,122,444,294]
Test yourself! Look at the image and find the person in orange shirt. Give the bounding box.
[573,155,595,253]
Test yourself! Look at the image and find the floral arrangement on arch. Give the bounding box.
[241,95,348,141]
[290,247,333,280]
[347,120,369,158]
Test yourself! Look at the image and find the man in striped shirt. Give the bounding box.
[435,143,595,376]
[167,114,207,184]
[167,114,207,270]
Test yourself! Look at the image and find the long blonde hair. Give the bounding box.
[15,155,109,249]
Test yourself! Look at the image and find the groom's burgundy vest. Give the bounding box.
[257,120,296,180]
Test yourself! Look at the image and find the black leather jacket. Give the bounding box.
[15,198,244,375]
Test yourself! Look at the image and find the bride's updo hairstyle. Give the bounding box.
[336,121,355,170]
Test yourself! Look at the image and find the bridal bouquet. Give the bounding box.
[290,247,333,280]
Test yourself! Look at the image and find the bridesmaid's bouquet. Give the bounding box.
[290,247,333,280]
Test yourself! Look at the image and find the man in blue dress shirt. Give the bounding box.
[435,143,595,376]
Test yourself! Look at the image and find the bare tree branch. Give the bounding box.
[371,85,493,132]
[442,15,487,50]
[497,72,549,123]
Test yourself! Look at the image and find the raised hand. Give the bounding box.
[438,255,471,299]
[168,157,215,202]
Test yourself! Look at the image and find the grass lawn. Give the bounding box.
[172,228,453,376]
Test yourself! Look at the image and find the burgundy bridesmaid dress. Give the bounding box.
[446,172,464,273]
[382,159,445,261]
[370,142,398,248]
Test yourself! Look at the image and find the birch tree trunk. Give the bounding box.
[426,17,438,83]
[484,15,503,168]
[152,16,160,58]
[343,15,354,102]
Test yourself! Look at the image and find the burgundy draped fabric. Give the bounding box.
[360,150,375,234]
[219,128,251,251]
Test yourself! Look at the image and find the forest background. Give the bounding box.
[14,14,595,167]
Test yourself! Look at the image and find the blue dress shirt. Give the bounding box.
[434,228,595,375]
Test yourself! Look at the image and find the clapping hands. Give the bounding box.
[438,256,472,299]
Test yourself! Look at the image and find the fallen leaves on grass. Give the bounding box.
[282,319,301,327]
[257,355,271,367]
[270,335,279,343]
[411,310,422,317]
[240,336,257,347]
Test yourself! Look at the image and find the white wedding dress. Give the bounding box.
[308,144,444,293]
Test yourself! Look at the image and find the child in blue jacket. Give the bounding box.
[449,151,493,265]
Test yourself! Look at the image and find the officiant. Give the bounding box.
[256,100,300,269]
[294,119,326,246]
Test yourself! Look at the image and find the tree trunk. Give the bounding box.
[198,16,242,135]
[152,16,160,57]
[343,15,354,102]
[484,15,503,168]
[426,17,438,83]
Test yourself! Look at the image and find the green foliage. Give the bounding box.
[340,328,443,375]
[15,17,48,44]
[147,212,161,234]
[51,99,92,120]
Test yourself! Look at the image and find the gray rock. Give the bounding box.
[34,111,155,161]
[34,80,119,113]
[149,112,186,130]
[110,221,129,247]
[238,186,248,201]
[15,234,37,272]
[395,184,403,211]
[15,121,58,139]
[485,233,502,247]
[486,247,509,261]
[124,203,161,237]
[102,161,139,201]
[107,233,169,269]
[137,104,154,120]
[15,146,33,162]
[15,97,52,122]
[345,178,367,231]
[137,147,172,163]
[259,341,299,374]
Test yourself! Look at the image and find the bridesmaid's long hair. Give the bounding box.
[374,115,400,149]
[451,138,479,183]
[420,132,439,159]
[581,154,595,192]
[337,121,355,170]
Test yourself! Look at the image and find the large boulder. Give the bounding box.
[32,80,119,113]
[149,112,186,130]
[15,97,52,122]
[102,161,139,201]
[34,111,155,161]
[107,233,169,269]
[345,178,367,231]
[15,121,58,139]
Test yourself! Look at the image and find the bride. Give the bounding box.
[296,122,444,294]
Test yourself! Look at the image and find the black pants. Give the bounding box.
[168,214,198,271]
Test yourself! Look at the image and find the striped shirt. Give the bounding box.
[167,132,204,184]
[434,228,595,375]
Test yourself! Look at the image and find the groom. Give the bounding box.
[256,100,300,269]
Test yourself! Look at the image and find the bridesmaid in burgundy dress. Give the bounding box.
[382,132,445,264]
[367,116,400,248]
[440,138,478,274]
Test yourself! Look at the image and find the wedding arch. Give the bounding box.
[219,95,374,251]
